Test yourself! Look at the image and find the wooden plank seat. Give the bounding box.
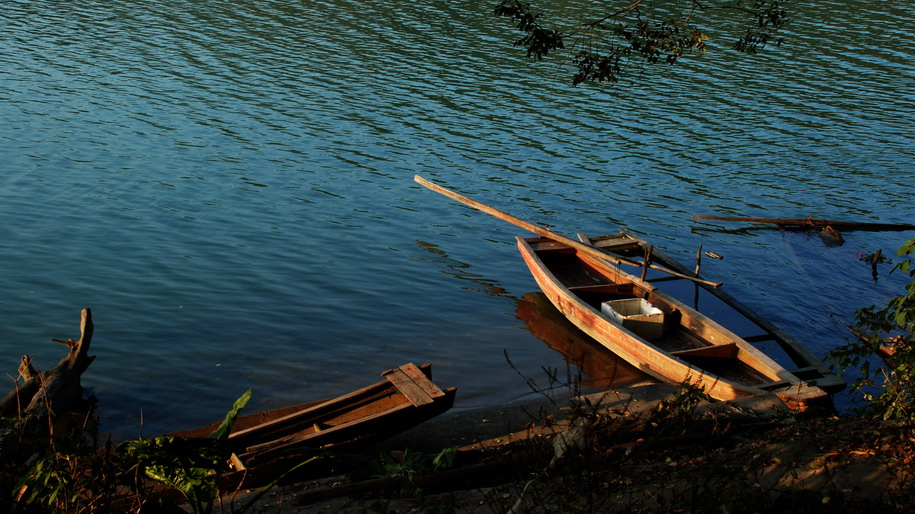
[591,237,642,253]
[383,362,446,407]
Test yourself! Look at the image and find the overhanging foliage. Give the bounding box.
[493,0,788,85]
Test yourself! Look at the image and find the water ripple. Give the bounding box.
[1,0,912,434]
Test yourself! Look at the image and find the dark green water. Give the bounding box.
[2,0,912,437]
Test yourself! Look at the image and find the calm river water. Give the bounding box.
[2,0,913,438]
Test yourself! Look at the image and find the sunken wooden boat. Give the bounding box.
[518,233,844,410]
[173,362,456,485]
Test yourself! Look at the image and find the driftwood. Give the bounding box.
[0,308,95,434]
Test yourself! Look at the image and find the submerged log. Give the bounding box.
[0,308,95,434]
[692,216,915,232]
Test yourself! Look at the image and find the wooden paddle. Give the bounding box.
[414,175,723,288]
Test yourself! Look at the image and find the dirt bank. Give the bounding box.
[215,383,915,512]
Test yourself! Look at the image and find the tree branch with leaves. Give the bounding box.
[493,0,788,85]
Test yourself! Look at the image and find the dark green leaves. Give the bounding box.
[572,52,623,85]
[493,1,564,59]
[493,1,789,86]
[735,0,788,53]
[210,387,252,440]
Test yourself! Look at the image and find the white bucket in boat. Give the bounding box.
[601,298,665,341]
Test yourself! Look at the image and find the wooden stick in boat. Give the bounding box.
[692,216,915,231]
[415,175,723,288]
[640,246,653,282]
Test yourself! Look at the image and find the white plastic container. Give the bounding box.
[601,298,665,341]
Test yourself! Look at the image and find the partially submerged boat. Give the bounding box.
[174,362,456,486]
[518,233,844,410]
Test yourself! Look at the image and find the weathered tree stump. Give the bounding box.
[0,308,95,435]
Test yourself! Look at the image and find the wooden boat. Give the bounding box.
[172,362,456,486]
[517,233,844,410]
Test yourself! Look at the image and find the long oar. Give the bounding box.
[414,175,722,288]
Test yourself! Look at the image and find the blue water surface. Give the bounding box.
[1,0,912,437]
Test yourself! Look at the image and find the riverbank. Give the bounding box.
[221,383,915,513]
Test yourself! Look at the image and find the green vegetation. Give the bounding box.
[493,0,788,85]
[3,388,318,513]
[830,238,915,421]
[118,389,252,514]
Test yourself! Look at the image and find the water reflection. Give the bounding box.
[515,292,647,390]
